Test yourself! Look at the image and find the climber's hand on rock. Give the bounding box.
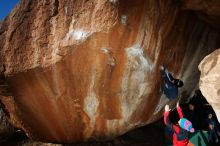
[160,66,164,71]
[73,99,81,108]
[165,105,171,112]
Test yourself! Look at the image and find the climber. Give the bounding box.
[164,102,194,146]
[207,113,220,145]
[160,66,183,100]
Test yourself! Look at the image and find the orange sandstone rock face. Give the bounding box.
[199,49,220,122]
[0,0,220,142]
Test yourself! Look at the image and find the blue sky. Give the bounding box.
[0,0,19,20]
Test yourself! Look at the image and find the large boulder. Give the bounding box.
[0,0,220,142]
[199,49,220,122]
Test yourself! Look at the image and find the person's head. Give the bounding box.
[178,118,195,133]
[194,89,201,97]
[189,104,194,111]
[174,79,183,87]
[208,113,213,119]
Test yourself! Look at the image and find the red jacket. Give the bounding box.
[164,107,190,146]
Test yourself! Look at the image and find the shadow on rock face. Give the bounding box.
[0,119,165,146]
[0,130,28,146]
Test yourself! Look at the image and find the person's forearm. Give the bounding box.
[177,106,183,118]
[164,111,170,125]
[168,73,175,82]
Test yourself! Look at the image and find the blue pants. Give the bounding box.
[208,130,219,143]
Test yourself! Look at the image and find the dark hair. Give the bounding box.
[174,79,183,87]
[194,89,202,97]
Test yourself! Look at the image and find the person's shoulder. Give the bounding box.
[211,119,217,123]
[189,96,197,104]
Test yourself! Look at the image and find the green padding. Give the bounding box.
[189,131,208,146]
